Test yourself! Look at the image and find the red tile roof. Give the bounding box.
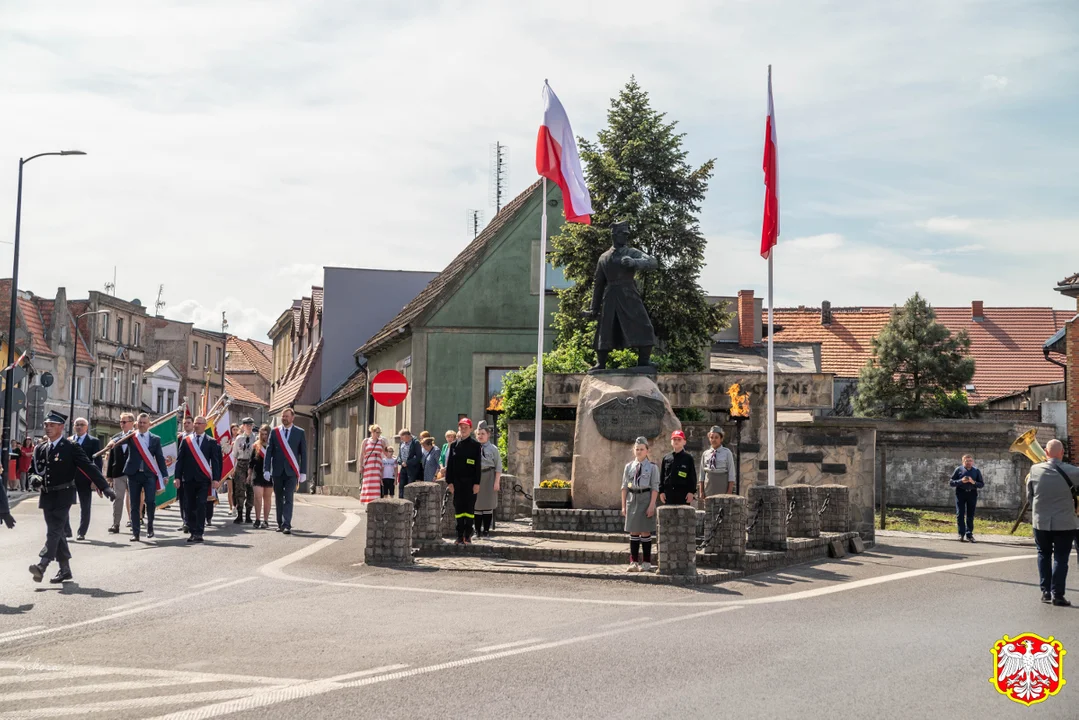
[269,339,321,413]
[226,336,273,382]
[225,375,268,407]
[0,281,92,363]
[772,305,1072,402]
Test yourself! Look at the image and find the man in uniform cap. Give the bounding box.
[659,429,697,506]
[230,417,256,524]
[700,425,736,500]
[445,417,482,544]
[29,411,115,583]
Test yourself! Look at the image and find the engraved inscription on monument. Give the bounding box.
[591,395,666,442]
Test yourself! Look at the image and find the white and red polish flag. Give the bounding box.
[760,66,779,259]
[536,81,593,224]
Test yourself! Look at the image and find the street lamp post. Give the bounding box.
[68,309,108,434]
[3,150,86,467]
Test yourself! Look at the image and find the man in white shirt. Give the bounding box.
[69,417,103,540]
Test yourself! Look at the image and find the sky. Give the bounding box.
[2,0,1077,341]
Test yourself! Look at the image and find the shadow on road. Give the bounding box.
[862,544,968,561]
[0,603,34,615]
[32,584,141,599]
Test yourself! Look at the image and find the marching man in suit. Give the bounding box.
[69,417,102,541]
[174,415,222,543]
[105,412,135,534]
[29,411,115,583]
[264,407,306,534]
[120,413,169,542]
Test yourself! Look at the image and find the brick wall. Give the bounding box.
[737,290,755,347]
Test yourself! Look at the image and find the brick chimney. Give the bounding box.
[971,300,984,322]
[737,290,755,347]
[821,300,832,326]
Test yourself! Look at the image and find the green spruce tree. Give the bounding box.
[853,293,975,419]
[548,77,728,371]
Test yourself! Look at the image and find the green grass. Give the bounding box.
[884,507,1033,538]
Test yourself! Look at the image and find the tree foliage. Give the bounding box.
[853,293,975,419]
[548,77,729,371]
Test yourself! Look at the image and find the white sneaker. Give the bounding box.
[627,562,641,572]
[639,562,653,572]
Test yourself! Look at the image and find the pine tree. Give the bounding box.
[548,77,729,371]
[853,293,975,419]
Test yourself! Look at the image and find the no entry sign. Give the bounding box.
[371,369,409,407]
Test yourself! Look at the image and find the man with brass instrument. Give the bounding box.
[1028,439,1078,607]
[949,454,983,542]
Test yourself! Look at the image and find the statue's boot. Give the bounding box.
[588,350,610,372]
[636,346,654,367]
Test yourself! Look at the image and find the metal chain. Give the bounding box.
[440,487,450,521]
[513,483,534,502]
[697,507,725,551]
[745,497,765,534]
[786,497,797,524]
[818,493,830,516]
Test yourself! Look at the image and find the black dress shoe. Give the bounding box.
[192,535,205,543]
[1053,597,1072,607]
[186,535,197,543]
[283,527,291,535]
[276,526,283,532]
[1043,592,1053,604]
[108,526,119,534]
[50,568,73,584]
[181,525,189,533]
[28,564,45,582]
[253,520,261,529]
[130,535,140,542]
[147,528,155,539]
[76,534,85,541]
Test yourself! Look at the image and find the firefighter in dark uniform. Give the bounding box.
[29,411,115,583]
[659,429,697,506]
[445,417,482,545]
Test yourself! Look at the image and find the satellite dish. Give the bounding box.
[40,372,54,388]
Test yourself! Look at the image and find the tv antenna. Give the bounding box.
[104,267,117,296]
[489,142,509,214]
[154,285,166,316]
[221,311,229,335]
[466,210,484,239]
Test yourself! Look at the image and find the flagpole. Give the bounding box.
[533,178,548,500]
[767,252,775,486]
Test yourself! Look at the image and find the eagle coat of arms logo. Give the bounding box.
[990,633,1065,706]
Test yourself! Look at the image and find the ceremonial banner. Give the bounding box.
[151,416,179,506]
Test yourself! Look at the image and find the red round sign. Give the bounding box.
[371,369,409,407]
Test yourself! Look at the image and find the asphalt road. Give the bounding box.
[1,492,1076,719]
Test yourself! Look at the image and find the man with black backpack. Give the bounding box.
[1028,439,1079,607]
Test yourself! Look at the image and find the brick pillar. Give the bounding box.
[403,481,442,547]
[435,479,456,538]
[364,498,413,566]
[497,473,518,522]
[703,494,746,568]
[818,484,850,533]
[737,290,755,347]
[785,484,820,538]
[747,484,787,550]
[657,505,697,576]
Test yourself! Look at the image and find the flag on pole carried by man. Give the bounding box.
[150,415,179,505]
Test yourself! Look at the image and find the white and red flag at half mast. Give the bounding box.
[536,81,593,224]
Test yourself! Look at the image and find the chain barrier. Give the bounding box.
[440,487,451,521]
[513,483,534,503]
[697,507,725,552]
[745,497,765,534]
[818,493,830,516]
[786,497,797,524]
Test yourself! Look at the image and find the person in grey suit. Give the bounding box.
[1027,439,1078,606]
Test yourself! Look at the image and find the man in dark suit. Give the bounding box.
[396,428,422,497]
[68,417,102,541]
[174,415,221,543]
[264,407,306,534]
[121,412,169,542]
[29,411,115,583]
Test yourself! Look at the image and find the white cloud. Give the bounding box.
[982,74,1009,90]
[168,297,275,342]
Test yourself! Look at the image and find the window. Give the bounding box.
[204,345,210,369]
[215,347,222,372]
[131,372,138,406]
[157,388,165,413]
[99,368,107,400]
[100,313,110,339]
[167,389,175,412]
[116,317,124,343]
[347,410,358,463]
[191,342,199,368]
[545,260,572,291]
[133,322,141,347]
[112,371,122,403]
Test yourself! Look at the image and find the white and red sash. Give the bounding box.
[131,433,165,485]
[184,434,214,480]
[275,425,301,477]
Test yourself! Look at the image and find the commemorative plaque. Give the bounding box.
[591,395,666,442]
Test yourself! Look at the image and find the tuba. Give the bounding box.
[1009,428,1047,465]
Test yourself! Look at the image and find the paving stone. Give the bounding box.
[848,536,866,554]
[827,539,846,558]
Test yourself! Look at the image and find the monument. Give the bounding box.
[571,220,681,509]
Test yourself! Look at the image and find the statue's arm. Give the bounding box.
[626,247,658,271]
[588,259,606,315]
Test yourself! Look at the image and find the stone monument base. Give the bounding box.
[570,373,681,510]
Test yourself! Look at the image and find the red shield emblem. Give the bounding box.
[990,633,1066,706]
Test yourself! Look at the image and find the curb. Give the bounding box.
[877,529,1036,548]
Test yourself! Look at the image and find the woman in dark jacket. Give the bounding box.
[251,425,273,529]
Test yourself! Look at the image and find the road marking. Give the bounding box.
[597,617,651,629]
[108,598,157,612]
[0,578,256,646]
[0,678,202,702]
[189,577,229,589]
[145,606,744,720]
[0,627,44,640]
[0,687,292,718]
[324,665,410,682]
[471,638,544,653]
[259,511,362,581]
[0,671,114,687]
[0,661,305,687]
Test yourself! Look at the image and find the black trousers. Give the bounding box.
[183,479,210,537]
[177,482,187,523]
[381,478,395,497]
[40,504,73,566]
[450,482,477,539]
[73,477,94,536]
[1034,528,1074,598]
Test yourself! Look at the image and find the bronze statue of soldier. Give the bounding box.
[581,220,658,372]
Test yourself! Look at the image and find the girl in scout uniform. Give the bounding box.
[621,436,660,572]
[699,425,736,500]
[474,422,502,538]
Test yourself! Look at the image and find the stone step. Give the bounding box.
[490,526,631,544]
[417,536,630,566]
[414,557,741,586]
